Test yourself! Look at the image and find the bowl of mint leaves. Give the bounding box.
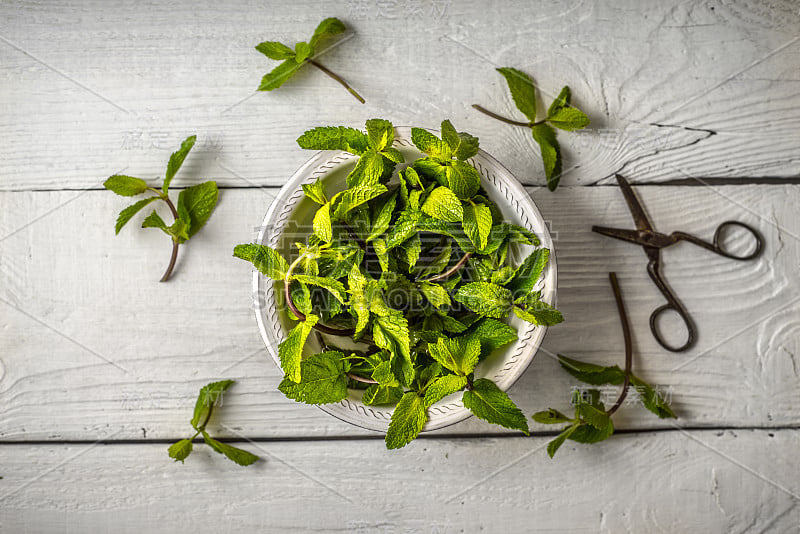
[234,119,561,449]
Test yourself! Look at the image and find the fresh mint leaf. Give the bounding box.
[168,439,193,463]
[385,392,427,449]
[115,197,158,234]
[294,41,313,63]
[297,126,370,154]
[104,175,149,197]
[547,86,571,116]
[455,282,513,319]
[577,402,611,430]
[557,355,626,386]
[428,336,480,376]
[462,378,529,434]
[421,186,463,223]
[164,135,197,193]
[202,433,260,466]
[512,300,563,326]
[463,202,492,250]
[569,420,614,444]
[547,423,578,458]
[302,179,328,205]
[278,314,319,382]
[292,275,346,304]
[446,161,482,199]
[278,351,348,404]
[255,41,296,60]
[373,313,413,386]
[309,17,346,49]
[258,59,303,91]
[424,374,468,407]
[384,209,421,249]
[313,203,333,242]
[468,318,518,356]
[629,374,676,419]
[176,181,218,238]
[496,67,537,122]
[440,119,479,160]
[363,384,404,406]
[331,183,387,219]
[418,282,451,309]
[366,191,397,241]
[365,118,394,151]
[141,208,168,233]
[410,128,450,159]
[507,248,550,295]
[548,107,590,132]
[191,379,235,430]
[531,123,561,191]
[233,244,290,279]
[532,409,572,424]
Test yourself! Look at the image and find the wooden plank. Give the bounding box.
[1,0,798,191]
[1,185,797,441]
[1,429,798,532]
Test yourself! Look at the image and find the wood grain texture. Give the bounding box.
[1,430,798,533]
[1,185,797,441]
[0,0,798,191]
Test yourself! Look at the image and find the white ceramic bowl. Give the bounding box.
[253,127,557,433]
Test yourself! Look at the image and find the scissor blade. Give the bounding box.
[615,174,655,233]
[591,225,646,245]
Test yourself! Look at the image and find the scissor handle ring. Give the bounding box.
[650,303,696,353]
[713,221,763,260]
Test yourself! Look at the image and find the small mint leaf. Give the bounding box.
[115,197,158,234]
[385,392,427,449]
[278,315,319,383]
[163,135,197,193]
[232,244,290,279]
[531,123,561,191]
[258,59,303,91]
[202,433,259,466]
[496,67,537,122]
[278,351,348,405]
[532,409,572,425]
[548,107,590,132]
[462,378,529,434]
[190,380,235,431]
[104,175,149,197]
[168,439,193,463]
[255,41,296,60]
[176,181,218,238]
[294,41,313,63]
[309,17,346,49]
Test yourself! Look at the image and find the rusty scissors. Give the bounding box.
[592,174,764,352]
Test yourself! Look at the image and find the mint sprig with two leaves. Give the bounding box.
[169,380,259,466]
[256,17,365,103]
[104,135,218,282]
[234,118,564,449]
[474,67,589,191]
[533,273,676,458]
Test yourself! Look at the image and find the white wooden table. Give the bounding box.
[2,1,799,532]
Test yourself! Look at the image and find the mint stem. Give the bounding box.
[159,191,180,283]
[472,104,546,128]
[422,252,472,283]
[606,272,633,416]
[308,59,365,104]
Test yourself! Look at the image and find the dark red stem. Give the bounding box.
[606,272,633,416]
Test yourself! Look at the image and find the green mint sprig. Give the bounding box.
[255,17,365,103]
[533,273,676,458]
[235,118,564,449]
[104,135,218,282]
[473,67,589,191]
[168,380,259,466]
